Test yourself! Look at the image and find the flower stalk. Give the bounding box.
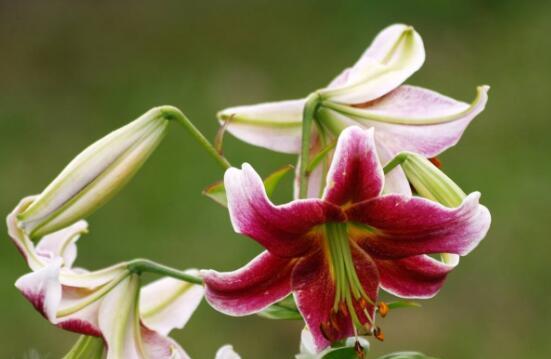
[299,92,322,198]
[127,258,204,285]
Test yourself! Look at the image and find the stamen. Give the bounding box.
[373,327,384,342]
[378,301,389,318]
[355,340,365,358]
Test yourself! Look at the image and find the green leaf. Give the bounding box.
[376,352,439,359]
[203,165,293,207]
[386,300,421,310]
[322,347,364,359]
[258,295,302,320]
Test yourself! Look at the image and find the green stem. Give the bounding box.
[127,258,204,285]
[299,93,322,198]
[383,152,408,174]
[159,106,231,170]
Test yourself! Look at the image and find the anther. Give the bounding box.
[373,326,384,342]
[354,340,365,358]
[428,156,442,168]
[320,322,333,341]
[339,302,349,317]
[378,301,389,318]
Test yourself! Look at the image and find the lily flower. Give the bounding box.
[8,197,204,359]
[201,127,490,351]
[217,24,489,196]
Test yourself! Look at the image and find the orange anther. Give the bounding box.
[355,340,365,357]
[378,301,389,318]
[428,157,443,168]
[373,327,385,342]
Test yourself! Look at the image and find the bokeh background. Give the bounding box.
[1,1,550,358]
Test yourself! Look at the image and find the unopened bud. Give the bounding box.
[18,106,179,237]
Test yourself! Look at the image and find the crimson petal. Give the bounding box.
[322,127,384,206]
[225,163,343,257]
[374,255,455,299]
[347,192,491,259]
[201,251,294,316]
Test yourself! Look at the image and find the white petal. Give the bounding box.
[99,275,144,359]
[321,24,425,104]
[140,273,204,336]
[217,99,305,153]
[35,220,88,268]
[215,345,241,359]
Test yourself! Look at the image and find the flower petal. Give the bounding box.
[215,345,241,359]
[376,140,412,196]
[217,99,305,154]
[322,127,384,205]
[320,24,425,104]
[35,220,88,268]
[225,163,344,257]
[141,326,191,359]
[15,258,63,322]
[292,249,353,351]
[99,275,144,359]
[140,273,204,336]
[347,85,489,158]
[14,259,103,336]
[291,249,345,351]
[373,255,456,299]
[201,251,294,316]
[347,192,491,259]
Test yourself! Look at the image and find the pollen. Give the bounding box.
[378,301,389,318]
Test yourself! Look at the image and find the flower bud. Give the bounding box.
[17,106,177,238]
[396,151,468,265]
[398,151,466,207]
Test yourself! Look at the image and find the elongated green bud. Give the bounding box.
[18,106,178,238]
[384,151,466,207]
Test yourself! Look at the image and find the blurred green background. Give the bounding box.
[1,0,550,358]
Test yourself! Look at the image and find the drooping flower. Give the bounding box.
[217,24,489,196]
[8,197,204,359]
[201,127,491,351]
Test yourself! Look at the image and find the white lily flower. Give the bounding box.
[8,198,204,359]
[17,106,177,238]
[217,24,489,197]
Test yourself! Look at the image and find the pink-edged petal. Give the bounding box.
[141,326,191,359]
[347,192,491,259]
[35,220,88,268]
[225,163,344,257]
[322,127,384,205]
[201,251,294,316]
[357,85,489,158]
[217,99,304,154]
[321,24,425,104]
[140,273,204,336]
[374,255,456,299]
[292,249,348,351]
[15,258,63,321]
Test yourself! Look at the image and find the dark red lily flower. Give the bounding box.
[202,127,490,351]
